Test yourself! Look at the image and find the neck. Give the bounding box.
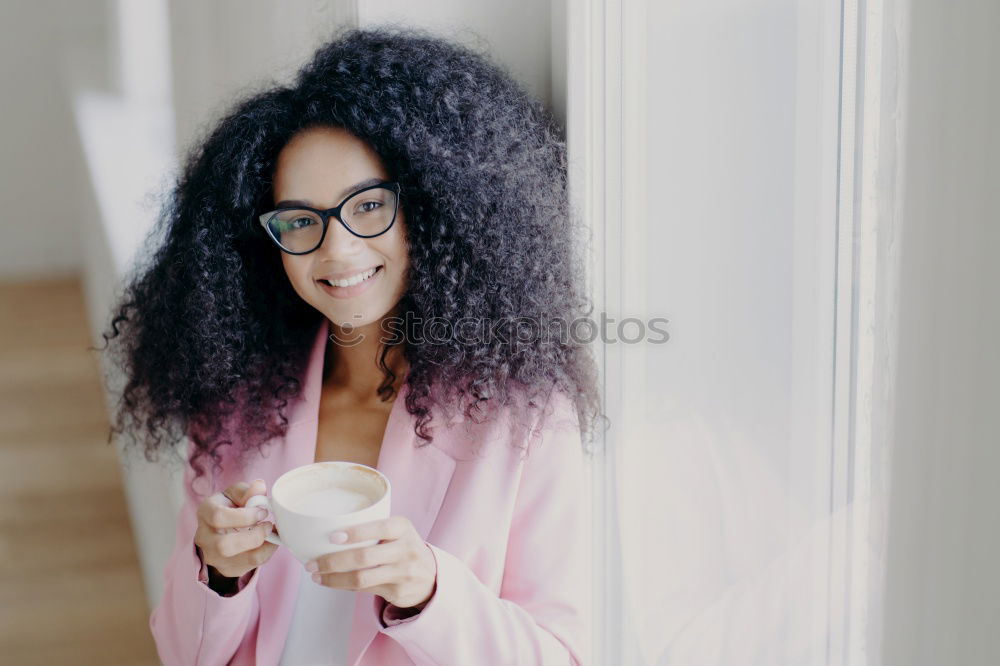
[323,316,409,403]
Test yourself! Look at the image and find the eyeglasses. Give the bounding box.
[258,181,401,255]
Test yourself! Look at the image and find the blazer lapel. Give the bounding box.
[255,318,330,666]
[254,318,457,665]
[348,378,457,665]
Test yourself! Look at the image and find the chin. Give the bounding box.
[323,304,389,330]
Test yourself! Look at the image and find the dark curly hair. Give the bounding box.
[96,25,604,485]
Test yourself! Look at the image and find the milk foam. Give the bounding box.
[287,486,375,515]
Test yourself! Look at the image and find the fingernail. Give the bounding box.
[330,531,348,544]
[311,573,321,583]
[257,508,268,520]
[253,478,265,484]
[305,560,318,572]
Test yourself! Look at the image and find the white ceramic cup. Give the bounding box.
[245,461,391,564]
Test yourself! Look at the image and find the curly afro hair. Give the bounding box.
[97,25,604,484]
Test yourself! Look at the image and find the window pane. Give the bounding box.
[602,1,859,663]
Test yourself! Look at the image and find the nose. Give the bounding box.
[316,214,365,258]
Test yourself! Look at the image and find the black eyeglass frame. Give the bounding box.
[258,181,402,255]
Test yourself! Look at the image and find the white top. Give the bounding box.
[279,565,357,666]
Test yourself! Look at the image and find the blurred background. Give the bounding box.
[0,1,996,665]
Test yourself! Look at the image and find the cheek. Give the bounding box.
[281,256,310,289]
[392,242,410,267]
[388,224,410,268]
[280,255,294,282]
[385,239,410,284]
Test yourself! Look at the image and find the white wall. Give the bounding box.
[881,2,1000,664]
[0,0,108,281]
[357,0,554,111]
[165,0,556,173]
[167,0,356,163]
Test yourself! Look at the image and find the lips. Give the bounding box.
[317,265,383,287]
[316,265,384,299]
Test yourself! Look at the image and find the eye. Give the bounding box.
[355,200,383,214]
[287,215,317,230]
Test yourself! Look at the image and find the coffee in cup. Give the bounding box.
[245,461,391,563]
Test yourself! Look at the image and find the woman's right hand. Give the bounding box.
[194,479,279,579]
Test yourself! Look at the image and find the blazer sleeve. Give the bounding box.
[376,388,593,665]
[148,430,263,666]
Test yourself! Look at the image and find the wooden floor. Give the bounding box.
[0,277,160,664]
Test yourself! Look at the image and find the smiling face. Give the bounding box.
[271,126,410,328]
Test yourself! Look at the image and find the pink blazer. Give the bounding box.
[149,318,592,665]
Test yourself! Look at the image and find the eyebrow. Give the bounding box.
[274,177,388,208]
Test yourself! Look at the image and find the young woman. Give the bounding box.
[101,26,601,666]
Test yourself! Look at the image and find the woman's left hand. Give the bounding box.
[304,516,438,610]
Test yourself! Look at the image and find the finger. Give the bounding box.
[313,561,396,591]
[215,521,274,558]
[245,538,279,565]
[217,479,266,507]
[333,516,408,547]
[213,538,278,577]
[199,494,270,529]
[207,489,237,509]
[313,539,405,574]
[214,524,265,535]
[222,481,251,505]
[233,479,267,505]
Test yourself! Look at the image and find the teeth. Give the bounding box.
[323,266,378,288]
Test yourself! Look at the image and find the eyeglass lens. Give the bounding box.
[265,186,397,253]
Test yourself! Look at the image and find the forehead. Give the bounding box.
[272,126,389,208]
